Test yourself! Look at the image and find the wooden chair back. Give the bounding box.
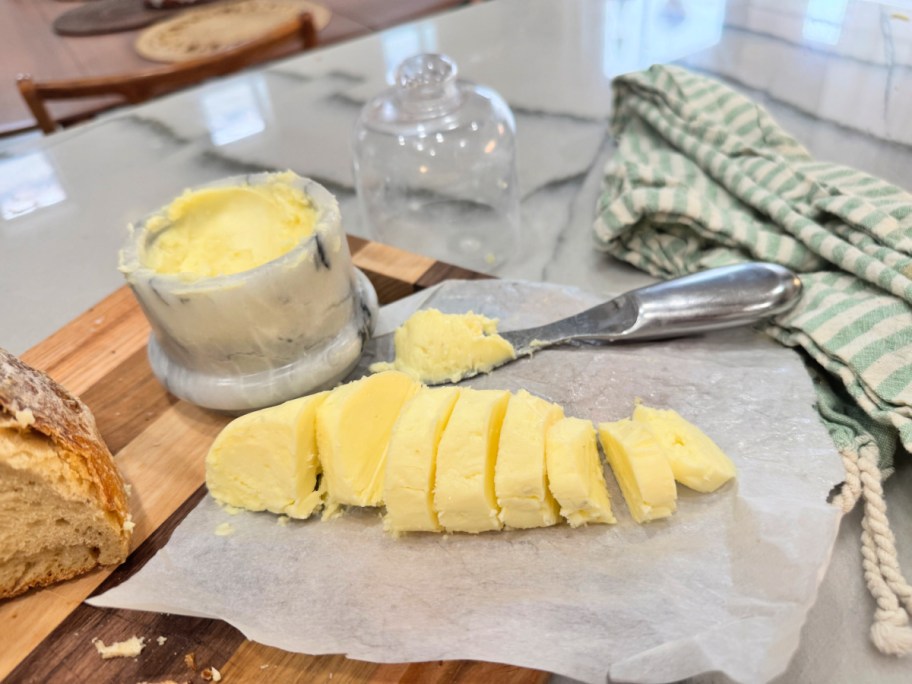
[17,12,318,134]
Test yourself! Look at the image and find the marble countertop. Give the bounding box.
[2,0,911,681]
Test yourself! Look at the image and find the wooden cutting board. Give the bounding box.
[2,236,546,684]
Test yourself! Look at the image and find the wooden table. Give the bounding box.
[1,236,547,684]
[0,0,464,136]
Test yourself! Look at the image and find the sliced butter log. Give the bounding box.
[632,404,736,492]
[205,392,328,519]
[598,419,676,523]
[495,390,564,529]
[545,417,616,527]
[383,387,461,534]
[317,370,421,516]
[434,388,510,533]
[0,348,131,600]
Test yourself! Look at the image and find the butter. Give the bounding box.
[598,419,677,523]
[434,388,510,533]
[317,370,421,515]
[205,391,328,519]
[371,309,516,384]
[142,172,317,279]
[495,390,564,529]
[633,404,736,492]
[384,387,461,534]
[545,417,616,527]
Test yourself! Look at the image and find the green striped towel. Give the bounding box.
[595,64,912,655]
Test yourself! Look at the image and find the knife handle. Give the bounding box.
[612,262,802,342]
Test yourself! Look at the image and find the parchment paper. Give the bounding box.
[89,280,845,684]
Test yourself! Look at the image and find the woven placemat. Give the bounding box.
[134,0,331,63]
[53,0,221,36]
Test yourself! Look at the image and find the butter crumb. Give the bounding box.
[223,504,242,516]
[14,408,35,429]
[277,515,290,526]
[214,522,235,536]
[156,636,167,646]
[93,636,146,659]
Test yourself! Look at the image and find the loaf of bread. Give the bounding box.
[0,348,131,600]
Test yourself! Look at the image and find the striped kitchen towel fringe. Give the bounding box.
[595,64,912,656]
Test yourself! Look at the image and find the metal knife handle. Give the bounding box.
[503,262,802,353]
[597,262,802,342]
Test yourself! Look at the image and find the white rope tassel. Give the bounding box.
[839,442,912,655]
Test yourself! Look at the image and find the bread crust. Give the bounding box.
[0,347,131,598]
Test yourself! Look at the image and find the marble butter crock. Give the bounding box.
[119,172,377,412]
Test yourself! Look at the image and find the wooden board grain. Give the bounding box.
[2,239,543,684]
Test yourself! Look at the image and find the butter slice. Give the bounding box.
[434,388,511,533]
[598,419,676,523]
[384,387,461,534]
[205,392,327,519]
[317,371,421,515]
[632,404,736,493]
[371,309,516,384]
[545,417,616,527]
[495,390,564,529]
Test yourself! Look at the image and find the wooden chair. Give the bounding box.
[17,12,318,134]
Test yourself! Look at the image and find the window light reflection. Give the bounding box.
[0,152,66,221]
[201,77,271,146]
[802,0,848,46]
[602,0,725,78]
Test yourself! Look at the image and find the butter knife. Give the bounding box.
[364,262,802,384]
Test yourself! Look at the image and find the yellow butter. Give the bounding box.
[205,392,327,519]
[632,404,736,493]
[495,390,564,529]
[434,388,511,533]
[371,308,516,384]
[142,172,317,279]
[383,387,462,534]
[598,419,676,523]
[545,417,616,527]
[316,370,421,515]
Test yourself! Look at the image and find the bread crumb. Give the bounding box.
[123,514,136,533]
[260,664,269,669]
[201,666,222,681]
[185,651,197,670]
[93,636,145,659]
[214,522,234,536]
[277,516,289,527]
[125,483,133,497]
[156,636,167,646]
[14,408,35,428]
